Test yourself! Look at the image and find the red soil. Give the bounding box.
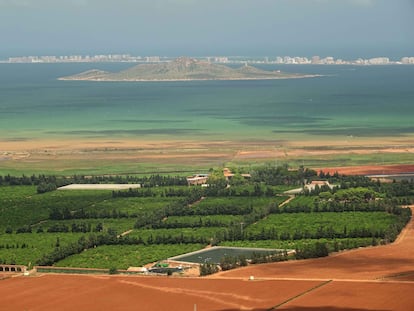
[280,281,414,311]
[0,276,321,311]
[314,164,414,176]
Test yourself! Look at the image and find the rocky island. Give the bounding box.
[59,57,319,81]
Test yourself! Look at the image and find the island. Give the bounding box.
[58,57,320,81]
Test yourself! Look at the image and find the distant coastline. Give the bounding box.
[58,75,322,82]
[57,57,322,82]
[2,54,414,66]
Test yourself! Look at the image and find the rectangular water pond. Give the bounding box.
[169,246,288,264]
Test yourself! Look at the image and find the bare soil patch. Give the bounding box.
[0,276,321,311]
[2,137,414,173]
[315,164,414,176]
[280,281,414,311]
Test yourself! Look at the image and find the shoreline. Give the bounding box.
[57,74,322,82]
[2,134,413,150]
[1,136,413,174]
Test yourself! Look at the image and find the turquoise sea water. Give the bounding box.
[0,63,413,142]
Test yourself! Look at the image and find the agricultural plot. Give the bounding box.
[0,232,85,266]
[0,170,412,270]
[30,218,137,234]
[284,196,317,209]
[129,227,228,242]
[193,196,286,215]
[0,186,113,230]
[0,186,49,230]
[220,237,375,252]
[246,212,397,240]
[86,196,181,217]
[55,244,203,269]
[162,214,245,228]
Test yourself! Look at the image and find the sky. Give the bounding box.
[0,0,413,58]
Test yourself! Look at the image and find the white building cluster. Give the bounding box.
[401,57,414,64]
[2,54,414,65]
[5,54,142,63]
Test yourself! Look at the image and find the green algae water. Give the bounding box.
[0,63,413,142]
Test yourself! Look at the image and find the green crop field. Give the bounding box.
[0,167,412,271]
[245,212,397,240]
[88,197,181,216]
[0,233,85,267]
[55,244,203,269]
[220,237,376,252]
[30,218,137,234]
[129,227,228,241]
[163,215,245,227]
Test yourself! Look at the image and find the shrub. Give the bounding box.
[108,267,118,274]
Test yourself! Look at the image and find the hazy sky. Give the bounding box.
[1,0,413,58]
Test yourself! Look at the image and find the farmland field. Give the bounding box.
[0,167,412,271]
[246,211,397,239]
[55,244,203,269]
[0,233,85,266]
[0,166,413,311]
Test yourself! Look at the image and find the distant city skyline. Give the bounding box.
[3,53,414,66]
[1,0,413,58]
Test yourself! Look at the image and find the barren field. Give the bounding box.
[279,281,414,311]
[314,164,414,176]
[0,273,12,280]
[0,276,322,311]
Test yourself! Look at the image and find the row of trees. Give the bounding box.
[7,222,105,234]
[250,165,317,186]
[0,173,188,187]
[240,226,388,242]
[199,247,314,276]
[37,233,114,266]
[218,250,291,271]
[49,207,131,220]
[112,184,279,198]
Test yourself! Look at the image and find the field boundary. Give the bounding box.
[268,279,332,310]
[34,266,142,275]
[57,184,141,190]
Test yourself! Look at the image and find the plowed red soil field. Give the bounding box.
[279,281,414,311]
[314,164,414,176]
[1,205,413,310]
[0,276,322,311]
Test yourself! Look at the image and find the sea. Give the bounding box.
[0,63,413,142]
